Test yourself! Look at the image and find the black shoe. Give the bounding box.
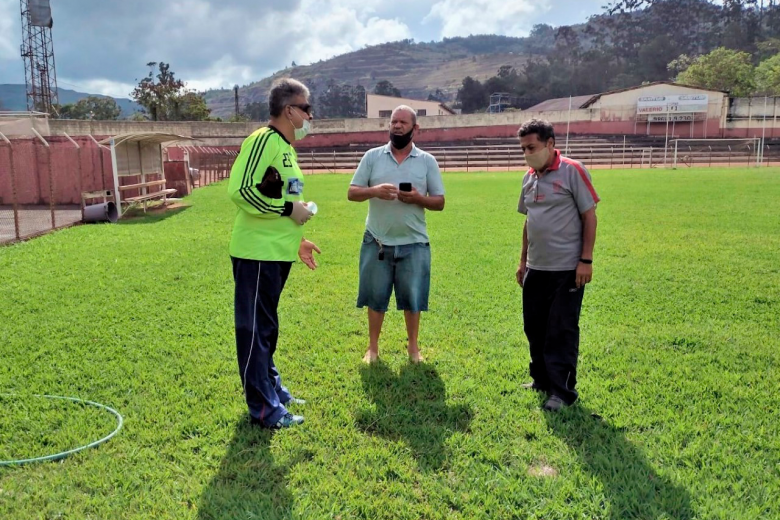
[542,395,566,412]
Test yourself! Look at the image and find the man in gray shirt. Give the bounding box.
[348,105,445,364]
[516,119,599,412]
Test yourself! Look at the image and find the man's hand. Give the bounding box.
[289,201,313,225]
[372,183,398,200]
[517,260,527,287]
[575,261,593,288]
[397,187,421,205]
[298,239,321,270]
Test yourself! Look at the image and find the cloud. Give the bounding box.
[0,0,599,98]
[0,0,19,60]
[57,78,137,99]
[0,0,412,96]
[285,2,412,67]
[424,0,550,38]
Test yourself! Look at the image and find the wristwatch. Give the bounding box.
[579,258,593,264]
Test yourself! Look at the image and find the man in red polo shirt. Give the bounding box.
[516,118,600,412]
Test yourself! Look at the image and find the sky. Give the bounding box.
[0,0,605,99]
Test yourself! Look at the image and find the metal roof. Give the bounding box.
[528,82,728,112]
[526,95,595,112]
[99,132,195,147]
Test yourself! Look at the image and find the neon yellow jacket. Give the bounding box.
[228,126,305,261]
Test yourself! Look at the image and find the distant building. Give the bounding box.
[526,81,727,138]
[366,94,455,119]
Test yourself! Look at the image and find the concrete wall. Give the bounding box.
[17,91,780,148]
[729,97,780,118]
[594,84,726,120]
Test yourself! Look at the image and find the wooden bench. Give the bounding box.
[118,179,177,212]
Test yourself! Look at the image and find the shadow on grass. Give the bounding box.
[197,419,308,520]
[356,361,472,471]
[545,405,695,520]
[116,205,190,225]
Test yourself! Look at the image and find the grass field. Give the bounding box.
[1,167,779,519]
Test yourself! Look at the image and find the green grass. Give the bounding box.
[1,167,779,519]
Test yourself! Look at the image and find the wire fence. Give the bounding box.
[294,139,771,173]
[0,134,112,245]
[1,135,775,245]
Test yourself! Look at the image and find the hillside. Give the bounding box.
[0,84,140,118]
[204,36,541,118]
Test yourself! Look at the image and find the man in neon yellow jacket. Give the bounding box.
[227,78,320,429]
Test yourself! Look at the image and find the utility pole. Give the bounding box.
[234,85,240,119]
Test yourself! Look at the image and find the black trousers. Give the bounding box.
[232,257,293,426]
[522,269,585,405]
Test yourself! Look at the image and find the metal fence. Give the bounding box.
[296,139,773,173]
[185,147,237,189]
[2,135,775,245]
[0,133,112,245]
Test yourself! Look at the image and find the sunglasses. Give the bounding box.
[289,103,313,115]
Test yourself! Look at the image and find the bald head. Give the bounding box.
[391,105,417,126]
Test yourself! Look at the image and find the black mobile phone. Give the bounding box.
[399,182,412,192]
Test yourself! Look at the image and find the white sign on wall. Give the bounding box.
[647,114,697,123]
[637,94,709,114]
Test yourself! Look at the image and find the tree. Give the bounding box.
[55,96,121,120]
[427,88,447,102]
[172,91,212,121]
[243,101,270,121]
[130,62,214,121]
[374,80,401,97]
[755,53,780,94]
[756,37,780,60]
[527,24,556,55]
[456,76,488,113]
[131,62,185,121]
[667,54,696,77]
[675,47,755,95]
[318,80,366,119]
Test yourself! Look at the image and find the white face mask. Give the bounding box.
[525,147,550,171]
[288,108,311,140]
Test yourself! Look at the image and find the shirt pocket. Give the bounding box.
[407,168,427,193]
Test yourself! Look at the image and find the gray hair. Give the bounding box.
[269,78,310,117]
[391,105,417,125]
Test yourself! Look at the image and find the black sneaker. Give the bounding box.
[542,395,566,412]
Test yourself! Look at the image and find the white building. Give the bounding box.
[366,94,455,119]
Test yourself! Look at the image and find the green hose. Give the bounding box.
[0,394,123,467]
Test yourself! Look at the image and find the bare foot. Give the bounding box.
[407,347,424,364]
[362,350,379,364]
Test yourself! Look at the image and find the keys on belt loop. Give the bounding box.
[377,240,384,261]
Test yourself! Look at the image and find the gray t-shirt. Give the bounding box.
[518,151,600,271]
[351,143,445,246]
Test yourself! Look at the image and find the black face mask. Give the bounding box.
[390,129,414,150]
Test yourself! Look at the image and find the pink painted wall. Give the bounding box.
[0,136,112,206]
[1,117,774,207]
